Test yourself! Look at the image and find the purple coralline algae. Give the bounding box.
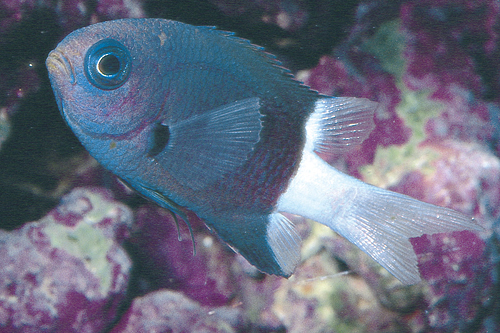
[126,205,237,306]
[0,187,133,332]
[1,0,500,332]
[285,1,499,331]
[110,289,244,332]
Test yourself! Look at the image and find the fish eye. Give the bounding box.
[84,39,131,90]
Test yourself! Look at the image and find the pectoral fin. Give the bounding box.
[154,97,263,190]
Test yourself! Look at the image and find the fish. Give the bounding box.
[46,18,481,285]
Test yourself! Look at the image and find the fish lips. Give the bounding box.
[46,49,75,114]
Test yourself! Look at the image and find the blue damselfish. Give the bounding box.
[46,18,481,284]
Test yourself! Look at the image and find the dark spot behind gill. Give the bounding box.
[148,123,170,157]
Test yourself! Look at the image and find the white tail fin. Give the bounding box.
[277,149,481,284]
[276,96,481,284]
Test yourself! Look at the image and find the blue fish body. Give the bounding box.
[46,18,481,284]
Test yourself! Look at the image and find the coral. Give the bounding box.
[110,289,244,332]
[126,205,237,306]
[231,221,414,332]
[299,1,499,331]
[0,187,133,332]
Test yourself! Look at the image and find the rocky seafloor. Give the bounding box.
[0,0,499,332]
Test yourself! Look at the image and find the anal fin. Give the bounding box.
[267,213,301,275]
[210,212,301,277]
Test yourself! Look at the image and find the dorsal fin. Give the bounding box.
[305,97,378,155]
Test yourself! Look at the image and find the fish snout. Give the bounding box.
[46,49,76,85]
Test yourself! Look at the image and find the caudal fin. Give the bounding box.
[277,149,481,285]
[277,96,481,284]
[328,183,481,284]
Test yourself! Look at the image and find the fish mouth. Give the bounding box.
[46,49,76,85]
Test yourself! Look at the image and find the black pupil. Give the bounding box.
[98,54,121,76]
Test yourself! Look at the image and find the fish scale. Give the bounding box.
[46,18,481,284]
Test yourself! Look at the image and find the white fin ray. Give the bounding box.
[277,150,481,285]
[208,212,300,277]
[331,185,481,284]
[267,213,301,276]
[157,97,262,190]
[306,97,377,154]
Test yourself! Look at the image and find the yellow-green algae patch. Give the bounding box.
[359,20,446,188]
[272,223,379,332]
[300,221,335,261]
[361,20,406,78]
[44,222,113,296]
[361,88,443,188]
[42,191,125,296]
